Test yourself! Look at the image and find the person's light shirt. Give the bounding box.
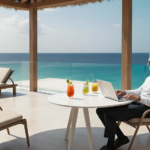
[125,76,150,107]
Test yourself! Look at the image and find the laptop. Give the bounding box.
[97,80,133,102]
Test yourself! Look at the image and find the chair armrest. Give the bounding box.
[0,107,3,111]
[8,78,15,85]
[139,109,150,125]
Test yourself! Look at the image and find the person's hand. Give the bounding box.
[115,90,126,96]
[124,94,140,101]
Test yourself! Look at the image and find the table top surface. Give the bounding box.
[48,93,133,108]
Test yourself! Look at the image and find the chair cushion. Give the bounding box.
[0,110,23,128]
[0,68,12,83]
[128,118,150,123]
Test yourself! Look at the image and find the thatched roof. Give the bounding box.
[0,0,110,11]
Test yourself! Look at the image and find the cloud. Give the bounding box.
[0,15,29,33]
[0,15,56,53]
[0,15,55,35]
[38,21,55,34]
[113,24,121,27]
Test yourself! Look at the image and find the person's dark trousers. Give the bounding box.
[96,101,150,150]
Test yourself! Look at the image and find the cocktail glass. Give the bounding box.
[92,83,98,93]
[67,84,74,98]
[83,84,89,95]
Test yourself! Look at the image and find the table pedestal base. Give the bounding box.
[65,108,94,150]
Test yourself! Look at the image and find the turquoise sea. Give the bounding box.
[0,53,150,90]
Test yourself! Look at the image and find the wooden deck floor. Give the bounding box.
[0,89,150,150]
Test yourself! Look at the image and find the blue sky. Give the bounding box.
[0,0,150,53]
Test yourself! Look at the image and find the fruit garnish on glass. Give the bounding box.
[67,79,74,98]
[83,80,89,95]
[67,79,73,84]
[85,80,89,85]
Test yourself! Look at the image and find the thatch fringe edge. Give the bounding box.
[39,0,110,10]
[0,0,110,10]
[0,5,28,11]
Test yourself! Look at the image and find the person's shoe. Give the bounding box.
[114,136,130,149]
[100,145,110,150]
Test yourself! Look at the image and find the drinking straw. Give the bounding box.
[91,73,96,83]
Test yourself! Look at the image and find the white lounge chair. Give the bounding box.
[0,106,30,147]
[0,68,17,95]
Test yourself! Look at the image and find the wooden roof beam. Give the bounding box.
[32,0,77,9]
[21,0,28,3]
[31,0,43,3]
[0,0,29,10]
[37,0,42,2]
[21,0,42,3]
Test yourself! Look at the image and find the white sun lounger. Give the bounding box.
[0,68,17,95]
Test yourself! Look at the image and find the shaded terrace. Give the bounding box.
[0,88,150,150]
[1,1,148,150]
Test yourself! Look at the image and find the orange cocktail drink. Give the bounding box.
[92,83,98,92]
[67,84,74,97]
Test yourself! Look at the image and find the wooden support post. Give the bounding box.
[122,0,132,90]
[29,7,37,92]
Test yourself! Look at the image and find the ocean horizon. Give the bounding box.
[0,53,150,90]
[0,53,149,64]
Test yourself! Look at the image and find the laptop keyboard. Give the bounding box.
[118,96,131,102]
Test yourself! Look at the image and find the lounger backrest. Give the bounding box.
[0,68,12,83]
[4,70,14,84]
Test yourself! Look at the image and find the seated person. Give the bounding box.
[96,55,150,150]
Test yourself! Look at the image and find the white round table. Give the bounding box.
[48,93,133,150]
